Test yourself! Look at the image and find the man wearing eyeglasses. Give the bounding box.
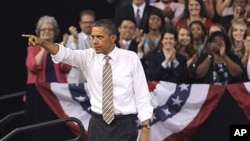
[65,9,96,83]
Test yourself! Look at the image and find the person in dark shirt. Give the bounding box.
[195,31,244,84]
[113,0,162,30]
[148,28,190,83]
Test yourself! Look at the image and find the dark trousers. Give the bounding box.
[88,112,138,141]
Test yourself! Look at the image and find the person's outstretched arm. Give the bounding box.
[216,0,231,16]
[22,34,59,55]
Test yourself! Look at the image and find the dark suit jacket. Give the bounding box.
[147,50,189,83]
[113,3,162,29]
[127,39,139,52]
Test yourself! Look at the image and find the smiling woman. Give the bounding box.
[175,0,212,30]
[25,15,71,84]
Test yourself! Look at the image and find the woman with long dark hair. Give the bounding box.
[175,0,212,30]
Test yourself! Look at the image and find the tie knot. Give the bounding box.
[87,36,91,40]
[104,56,110,63]
[85,36,92,49]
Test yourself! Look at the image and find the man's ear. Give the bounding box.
[110,34,117,42]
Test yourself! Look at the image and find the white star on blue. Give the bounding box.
[74,96,86,102]
[171,96,183,106]
[179,84,189,91]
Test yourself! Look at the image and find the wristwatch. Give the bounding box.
[141,124,151,130]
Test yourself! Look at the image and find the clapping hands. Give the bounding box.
[164,47,176,63]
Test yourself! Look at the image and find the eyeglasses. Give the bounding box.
[40,28,54,32]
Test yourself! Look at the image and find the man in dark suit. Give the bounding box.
[113,0,162,30]
[117,18,139,51]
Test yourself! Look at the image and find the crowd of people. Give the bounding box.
[25,0,250,85]
[23,0,250,140]
[113,0,250,84]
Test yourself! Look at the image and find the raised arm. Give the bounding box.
[215,0,231,16]
[204,0,215,19]
[22,34,59,55]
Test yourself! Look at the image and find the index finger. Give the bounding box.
[21,34,33,38]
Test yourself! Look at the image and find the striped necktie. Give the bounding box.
[102,56,114,124]
[85,36,92,49]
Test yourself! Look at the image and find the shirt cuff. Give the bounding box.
[137,106,153,123]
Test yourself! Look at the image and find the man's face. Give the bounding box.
[91,26,117,55]
[118,20,136,41]
[79,14,95,35]
[133,0,145,6]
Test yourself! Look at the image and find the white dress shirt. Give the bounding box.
[151,1,184,25]
[122,40,131,50]
[132,2,146,19]
[66,31,90,50]
[52,45,153,122]
[221,7,233,17]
